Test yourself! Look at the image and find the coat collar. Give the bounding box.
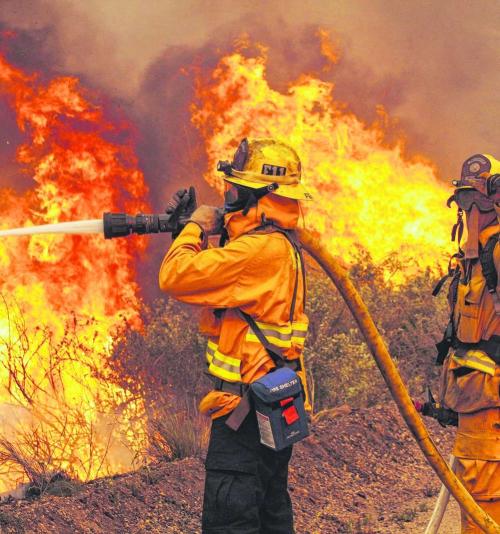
[224,194,301,240]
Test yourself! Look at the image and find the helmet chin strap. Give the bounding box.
[464,205,480,259]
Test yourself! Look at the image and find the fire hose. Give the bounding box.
[0,198,499,532]
[298,228,500,534]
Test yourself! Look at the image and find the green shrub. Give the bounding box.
[303,248,448,414]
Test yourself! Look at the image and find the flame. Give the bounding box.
[0,30,460,491]
[0,51,148,490]
[191,41,456,271]
[316,28,340,70]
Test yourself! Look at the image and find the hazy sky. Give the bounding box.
[1,0,500,181]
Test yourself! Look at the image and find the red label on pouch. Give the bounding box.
[282,405,299,425]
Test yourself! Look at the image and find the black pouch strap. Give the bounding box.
[479,232,499,293]
[434,263,461,365]
[238,310,301,372]
[433,256,461,297]
[433,273,451,297]
[238,309,285,367]
[237,226,304,369]
[435,321,454,365]
[225,390,252,431]
[225,223,304,431]
[222,312,301,432]
[479,232,500,315]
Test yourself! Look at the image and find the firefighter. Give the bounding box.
[159,138,313,534]
[437,154,500,532]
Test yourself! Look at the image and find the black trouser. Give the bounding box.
[202,410,294,534]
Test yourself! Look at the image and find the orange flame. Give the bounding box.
[0,31,460,491]
[191,41,455,272]
[0,52,148,490]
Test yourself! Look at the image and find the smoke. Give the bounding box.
[2,0,499,182]
[1,0,500,299]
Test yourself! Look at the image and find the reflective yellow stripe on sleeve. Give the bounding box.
[452,350,496,376]
[206,340,217,365]
[205,341,242,383]
[291,322,308,345]
[245,320,308,348]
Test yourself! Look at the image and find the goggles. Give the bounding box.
[232,138,249,170]
[223,184,245,213]
[448,189,495,212]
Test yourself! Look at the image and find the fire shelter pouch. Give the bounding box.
[250,366,309,451]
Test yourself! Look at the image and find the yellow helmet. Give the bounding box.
[217,138,313,201]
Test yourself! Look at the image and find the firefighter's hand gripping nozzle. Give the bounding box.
[103,187,197,239]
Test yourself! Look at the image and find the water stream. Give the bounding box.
[0,219,104,237]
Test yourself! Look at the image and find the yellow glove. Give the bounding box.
[188,206,224,236]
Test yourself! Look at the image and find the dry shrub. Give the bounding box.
[0,432,77,497]
[111,298,208,408]
[148,403,210,462]
[0,411,123,497]
[111,298,212,461]
[0,433,53,496]
[0,296,145,496]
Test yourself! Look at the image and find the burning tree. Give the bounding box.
[0,51,149,493]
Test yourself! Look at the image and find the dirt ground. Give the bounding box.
[411,497,461,534]
[0,403,462,534]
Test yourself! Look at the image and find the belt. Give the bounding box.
[455,335,500,364]
[212,359,301,397]
[212,378,249,397]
